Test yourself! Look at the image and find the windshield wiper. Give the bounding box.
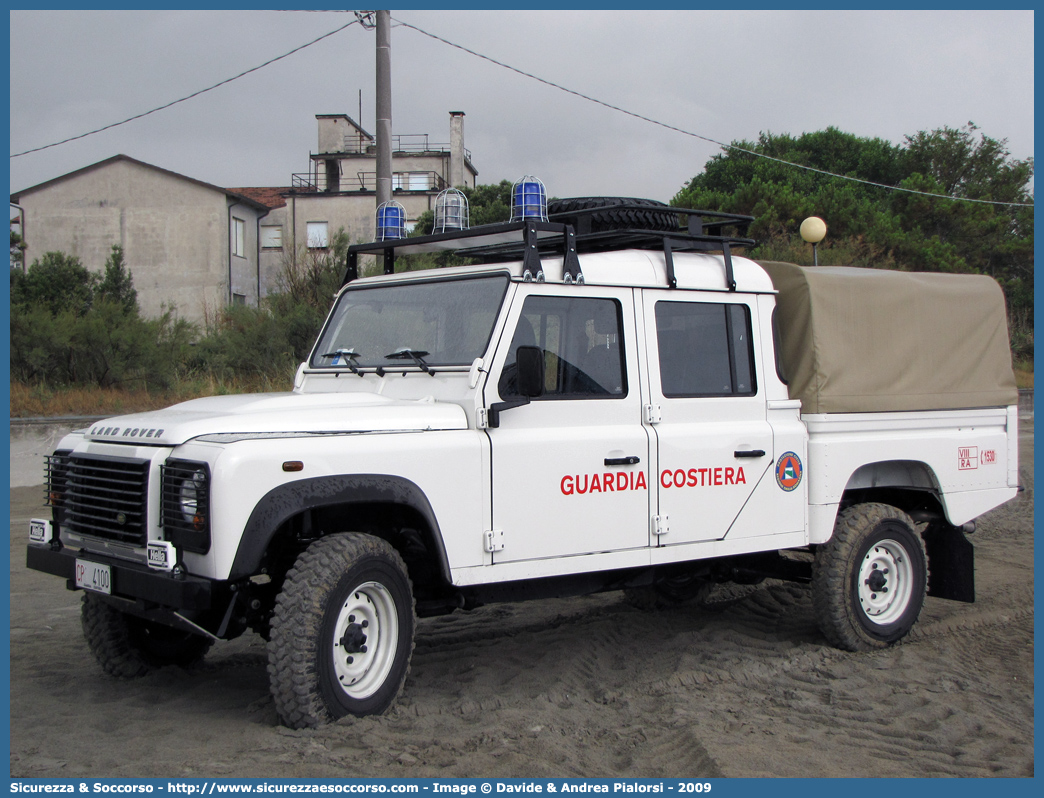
[321,347,363,376]
[385,347,434,375]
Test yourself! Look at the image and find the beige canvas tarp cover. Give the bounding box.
[758,261,1018,414]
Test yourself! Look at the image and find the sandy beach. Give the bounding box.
[9,425,1033,778]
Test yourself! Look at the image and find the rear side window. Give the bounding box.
[655,301,755,397]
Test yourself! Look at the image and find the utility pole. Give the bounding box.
[375,10,392,208]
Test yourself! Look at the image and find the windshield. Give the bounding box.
[310,274,510,369]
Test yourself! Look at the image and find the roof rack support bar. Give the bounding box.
[521,223,545,282]
[722,241,737,292]
[383,247,396,276]
[344,251,359,285]
[663,238,678,289]
[562,226,583,284]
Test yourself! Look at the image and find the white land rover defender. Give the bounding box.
[28,198,1020,729]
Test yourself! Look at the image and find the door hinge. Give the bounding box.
[477,407,489,429]
[484,529,505,553]
[652,515,670,537]
[644,404,662,424]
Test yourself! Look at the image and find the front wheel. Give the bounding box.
[267,533,415,729]
[81,593,213,677]
[813,503,927,651]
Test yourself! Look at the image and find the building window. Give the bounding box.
[393,172,431,191]
[232,217,246,258]
[261,225,283,249]
[232,293,247,306]
[307,221,329,249]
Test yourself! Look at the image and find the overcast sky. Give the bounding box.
[8,9,1036,207]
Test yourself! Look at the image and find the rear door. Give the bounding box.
[641,290,774,545]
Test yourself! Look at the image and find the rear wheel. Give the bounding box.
[267,533,415,728]
[81,593,213,677]
[813,503,927,651]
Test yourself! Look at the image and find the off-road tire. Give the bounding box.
[625,571,715,611]
[81,593,213,678]
[267,533,415,729]
[813,503,928,651]
[547,197,679,233]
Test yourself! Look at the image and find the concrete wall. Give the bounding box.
[16,159,265,323]
[229,200,263,307]
[317,115,370,154]
[257,180,458,297]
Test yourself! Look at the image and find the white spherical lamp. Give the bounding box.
[800,216,827,244]
[799,216,827,265]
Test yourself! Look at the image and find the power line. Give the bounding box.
[395,17,1033,210]
[10,18,362,159]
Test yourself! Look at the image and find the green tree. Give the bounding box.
[672,123,1034,360]
[9,248,196,389]
[10,251,98,316]
[97,244,138,313]
[264,226,350,361]
[10,230,26,270]
[192,303,296,381]
[411,179,515,236]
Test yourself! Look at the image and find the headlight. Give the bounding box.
[162,460,211,554]
[45,450,72,510]
[179,469,208,529]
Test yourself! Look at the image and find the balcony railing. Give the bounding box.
[291,171,448,194]
[341,133,471,161]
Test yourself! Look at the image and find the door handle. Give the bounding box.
[734,449,766,458]
[605,456,641,466]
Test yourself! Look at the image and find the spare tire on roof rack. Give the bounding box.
[546,196,680,234]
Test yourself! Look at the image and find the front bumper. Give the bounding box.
[26,544,214,611]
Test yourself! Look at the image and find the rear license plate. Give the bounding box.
[75,560,112,595]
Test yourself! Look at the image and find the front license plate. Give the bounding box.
[75,560,112,595]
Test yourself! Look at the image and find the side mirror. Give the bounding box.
[516,346,545,398]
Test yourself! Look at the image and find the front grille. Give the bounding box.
[58,454,150,546]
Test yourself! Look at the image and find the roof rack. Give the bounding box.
[342,204,756,291]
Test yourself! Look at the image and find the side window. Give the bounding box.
[499,295,626,400]
[307,221,329,249]
[232,217,246,258]
[655,301,755,397]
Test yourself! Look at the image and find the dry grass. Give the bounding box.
[10,375,294,419]
[1014,367,1033,390]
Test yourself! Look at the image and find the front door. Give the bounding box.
[486,285,651,563]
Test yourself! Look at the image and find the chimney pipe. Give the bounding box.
[449,111,465,189]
